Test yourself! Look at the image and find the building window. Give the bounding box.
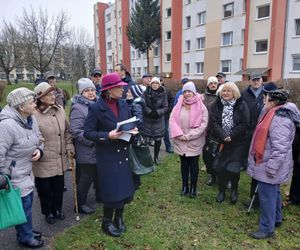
[197,11,206,25]
[107,28,111,36]
[107,42,112,50]
[166,8,171,17]
[154,66,159,74]
[165,31,171,40]
[106,13,111,22]
[222,32,233,46]
[185,0,191,4]
[137,67,141,76]
[185,40,191,51]
[137,51,141,58]
[240,58,243,70]
[119,44,122,51]
[255,40,268,53]
[257,4,270,19]
[224,2,234,18]
[243,0,247,13]
[295,19,300,36]
[186,16,191,28]
[107,56,112,63]
[221,60,232,73]
[166,53,171,62]
[119,27,122,34]
[196,37,205,50]
[144,67,148,74]
[292,55,300,71]
[132,51,135,59]
[185,63,190,74]
[154,47,159,57]
[241,29,245,44]
[132,67,136,74]
[196,62,204,74]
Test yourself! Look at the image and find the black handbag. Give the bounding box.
[129,144,155,176]
[203,139,225,173]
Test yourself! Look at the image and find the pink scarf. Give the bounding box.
[170,93,204,138]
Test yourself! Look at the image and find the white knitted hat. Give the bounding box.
[6,87,35,108]
[78,78,95,94]
[182,81,197,94]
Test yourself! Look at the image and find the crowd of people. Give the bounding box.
[0,65,300,248]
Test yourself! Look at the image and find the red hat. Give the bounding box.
[101,73,127,91]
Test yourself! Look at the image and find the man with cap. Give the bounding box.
[44,71,66,108]
[114,63,136,98]
[0,87,44,248]
[216,72,226,86]
[174,78,189,105]
[141,73,152,88]
[241,72,265,208]
[90,68,102,95]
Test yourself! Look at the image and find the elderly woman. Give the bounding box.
[141,77,168,165]
[170,82,208,198]
[84,73,136,237]
[207,82,250,204]
[248,89,300,239]
[0,88,44,248]
[33,82,74,225]
[70,78,98,214]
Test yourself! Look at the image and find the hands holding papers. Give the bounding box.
[109,116,140,142]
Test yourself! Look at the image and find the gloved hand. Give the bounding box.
[0,174,8,189]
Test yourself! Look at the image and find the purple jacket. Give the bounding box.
[70,95,97,165]
[247,102,300,184]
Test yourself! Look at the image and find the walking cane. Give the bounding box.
[69,156,80,221]
[247,185,258,213]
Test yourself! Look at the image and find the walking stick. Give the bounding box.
[69,156,80,221]
[247,185,258,213]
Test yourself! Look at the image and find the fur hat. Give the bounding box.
[182,81,197,94]
[129,85,144,98]
[34,82,55,99]
[207,76,218,86]
[78,78,95,94]
[7,87,35,108]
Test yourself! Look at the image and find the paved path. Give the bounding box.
[0,147,168,250]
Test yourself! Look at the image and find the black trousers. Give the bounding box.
[217,171,240,192]
[203,150,217,178]
[290,161,300,203]
[35,175,64,215]
[77,163,98,206]
[179,155,200,187]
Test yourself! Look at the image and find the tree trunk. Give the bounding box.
[5,71,11,85]
[146,49,150,74]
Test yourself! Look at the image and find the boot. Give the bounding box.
[154,157,161,165]
[114,208,126,234]
[102,207,121,237]
[230,189,238,204]
[190,185,197,198]
[216,191,225,203]
[154,140,161,165]
[216,174,226,203]
[181,185,189,196]
[230,173,240,204]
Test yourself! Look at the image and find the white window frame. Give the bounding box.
[195,62,204,74]
[184,63,190,74]
[241,29,245,44]
[166,8,171,18]
[153,46,159,57]
[165,31,171,40]
[186,16,191,29]
[222,32,233,46]
[255,39,268,53]
[196,37,205,50]
[185,40,191,51]
[165,53,171,62]
[223,2,234,18]
[154,66,159,74]
[221,60,232,73]
[197,11,206,25]
[107,42,112,50]
[292,54,300,72]
[295,19,300,36]
[256,4,270,20]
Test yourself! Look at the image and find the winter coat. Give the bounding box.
[202,89,218,111]
[122,74,136,98]
[171,105,208,157]
[207,97,250,169]
[127,97,145,129]
[84,97,135,204]
[141,86,168,138]
[0,105,43,197]
[55,87,66,108]
[164,86,174,119]
[70,95,97,165]
[247,102,300,184]
[32,104,74,178]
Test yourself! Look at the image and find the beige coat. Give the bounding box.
[32,105,74,177]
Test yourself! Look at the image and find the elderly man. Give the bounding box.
[216,72,226,86]
[90,69,102,95]
[44,71,66,108]
[141,73,152,87]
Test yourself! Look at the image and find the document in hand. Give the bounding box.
[116,116,139,132]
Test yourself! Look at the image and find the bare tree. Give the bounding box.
[0,21,25,84]
[18,7,69,76]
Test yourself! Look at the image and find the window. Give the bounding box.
[166,8,171,17]
[107,28,111,36]
[224,2,234,18]
[197,11,206,25]
[132,51,135,59]
[239,59,243,70]
[106,13,111,22]
[186,16,191,28]
[132,68,136,74]
[144,67,147,74]
[119,44,122,51]
[154,66,159,74]
[243,0,247,13]
[222,32,233,46]
[137,67,141,75]
[185,63,190,74]
[107,42,112,50]
[241,29,245,44]
[185,0,191,4]
[137,51,141,58]
[221,60,232,73]
[293,55,300,71]
[255,40,268,53]
[196,37,205,50]
[166,53,171,62]
[166,31,171,40]
[257,4,270,19]
[296,19,300,36]
[196,62,204,74]
[185,40,191,51]
[119,27,122,34]
[154,47,159,57]
[107,56,112,63]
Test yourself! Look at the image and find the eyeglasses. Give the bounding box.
[45,91,55,97]
[83,88,96,93]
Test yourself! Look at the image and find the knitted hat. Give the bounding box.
[78,78,95,94]
[129,85,144,98]
[7,87,35,108]
[150,77,161,85]
[182,81,197,94]
[207,76,218,86]
[181,78,189,85]
[34,82,55,99]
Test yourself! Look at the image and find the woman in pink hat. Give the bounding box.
[84,73,136,237]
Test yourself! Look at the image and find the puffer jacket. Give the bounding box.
[127,97,145,129]
[32,104,74,177]
[70,95,97,165]
[247,102,300,184]
[0,105,43,197]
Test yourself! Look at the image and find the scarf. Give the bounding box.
[221,99,236,136]
[251,105,283,165]
[170,93,204,138]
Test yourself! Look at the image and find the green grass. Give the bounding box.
[53,155,300,249]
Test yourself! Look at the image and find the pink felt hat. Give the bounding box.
[101,73,127,91]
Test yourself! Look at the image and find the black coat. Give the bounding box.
[207,97,250,166]
[141,86,168,138]
[122,74,136,98]
[127,97,144,129]
[84,97,135,204]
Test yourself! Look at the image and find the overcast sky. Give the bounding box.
[0,0,113,36]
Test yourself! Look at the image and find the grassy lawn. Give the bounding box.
[53,154,300,249]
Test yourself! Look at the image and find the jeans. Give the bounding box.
[15,192,34,243]
[258,181,282,233]
[164,118,172,151]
